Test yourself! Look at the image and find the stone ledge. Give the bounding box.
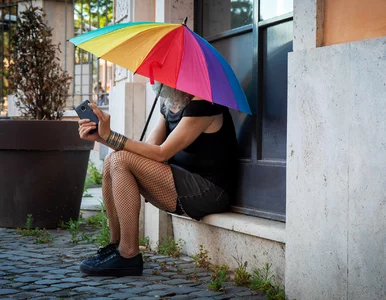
[171,212,286,244]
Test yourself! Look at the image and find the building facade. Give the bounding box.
[2,0,384,299]
[108,1,385,299]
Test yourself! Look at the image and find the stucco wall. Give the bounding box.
[323,0,386,46]
[286,37,386,300]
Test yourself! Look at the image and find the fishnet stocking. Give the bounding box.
[102,155,120,243]
[102,151,178,258]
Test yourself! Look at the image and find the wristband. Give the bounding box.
[106,131,128,150]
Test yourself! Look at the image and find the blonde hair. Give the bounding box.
[152,82,193,111]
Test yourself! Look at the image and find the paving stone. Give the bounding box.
[30,297,60,300]
[84,276,115,281]
[14,276,39,283]
[117,286,150,294]
[50,282,80,289]
[231,296,267,300]
[146,289,178,297]
[51,290,80,298]
[37,287,63,293]
[81,281,104,286]
[48,269,75,275]
[60,277,87,283]
[21,253,51,259]
[20,285,47,291]
[9,283,26,288]
[0,229,267,300]
[101,283,128,289]
[212,294,234,300]
[105,292,136,299]
[73,286,114,295]
[190,290,224,297]
[0,289,19,295]
[170,295,193,300]
[159,271,177,277]
[162,286,201,295]
[122,280,150,287]
[146,284,172,290]
[225,286,251,295]
[7,269,34,274]
[31,266,57,272]
[11,292,43,299]
[165,279,193,285]
[41,274,66,280]
[88,298,116,300]
[34,279,62,285]
[0,279,11,285]
[141,275,169,282]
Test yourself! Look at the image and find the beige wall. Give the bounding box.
[323,0,386,46]
[43,0,74,108]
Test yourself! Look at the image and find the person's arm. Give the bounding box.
[88,103,215,162]
[145,113,167,145]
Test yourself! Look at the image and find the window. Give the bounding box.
[72,0,113,108]
[195,0,293,221]
[0,0,17,116]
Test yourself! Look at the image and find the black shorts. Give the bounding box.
[170,164,230,221]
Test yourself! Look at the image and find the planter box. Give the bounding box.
[0,120,94,228]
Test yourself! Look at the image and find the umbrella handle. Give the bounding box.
[139,84,163,142]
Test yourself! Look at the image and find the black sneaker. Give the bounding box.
[80,249,143,277]
[89,243,118,261]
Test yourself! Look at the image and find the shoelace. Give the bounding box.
[87,243,116,260]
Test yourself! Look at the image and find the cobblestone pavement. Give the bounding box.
[0,228,266,300]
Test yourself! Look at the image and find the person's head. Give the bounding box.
[152,81,193,111]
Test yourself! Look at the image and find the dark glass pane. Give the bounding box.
[259,0,293,21]
[203,0,253,37]
[211,32,254,159]
[261,21,293,160]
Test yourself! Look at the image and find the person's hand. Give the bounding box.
[78,119,101,142]
[88,103,111,141]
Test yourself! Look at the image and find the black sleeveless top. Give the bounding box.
[161,100,238,196]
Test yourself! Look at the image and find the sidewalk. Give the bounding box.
[0,190,267,300]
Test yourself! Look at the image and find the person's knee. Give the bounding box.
[110,151,131,172]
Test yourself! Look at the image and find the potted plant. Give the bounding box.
[0,3,94,228]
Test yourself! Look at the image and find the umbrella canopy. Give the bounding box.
[69,21,251,114]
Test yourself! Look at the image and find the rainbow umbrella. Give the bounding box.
[69,20,251,115]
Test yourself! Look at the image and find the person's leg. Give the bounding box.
[109,151,177,258]
[101,153,120,244]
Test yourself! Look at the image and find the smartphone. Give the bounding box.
[75,100,99,135]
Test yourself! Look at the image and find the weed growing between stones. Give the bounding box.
[192,244,211,269]
[208,264,230,292]
[251,263,285,300]
[86,202,110,246]
[34,229,54,244]
[16,214,54,244]
[139,236,150,249]
[233,256,251,287]
[156,236,185,257]
[83,161,103,197]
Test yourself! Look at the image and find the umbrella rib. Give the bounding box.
[97,25,180,64]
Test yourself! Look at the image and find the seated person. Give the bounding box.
[77,82,238,276]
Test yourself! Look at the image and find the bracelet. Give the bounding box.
[106,131,128,150]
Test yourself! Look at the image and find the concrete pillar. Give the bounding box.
[142,0,194,250]
[286,1,386,299]
[111,0,156,239]
[293,0,324,50]
[109,81,147,238]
